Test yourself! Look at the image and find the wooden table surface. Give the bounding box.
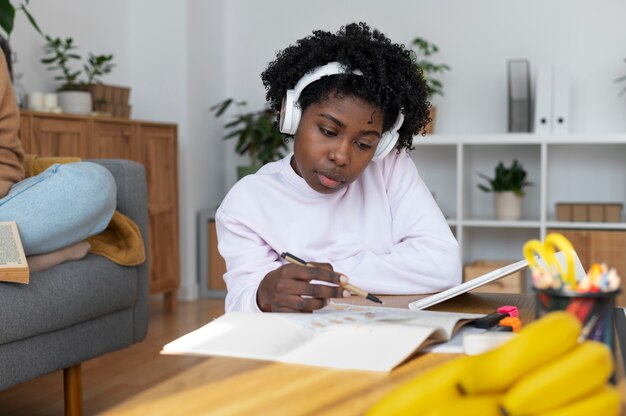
[102,293,619,416]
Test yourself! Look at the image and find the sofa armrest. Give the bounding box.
[89,159,149,342]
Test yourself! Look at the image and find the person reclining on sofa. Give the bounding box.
[0,52,116,272]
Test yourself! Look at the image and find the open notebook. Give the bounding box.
[162,303,482,372]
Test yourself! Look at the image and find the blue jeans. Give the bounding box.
[0,162,116,256]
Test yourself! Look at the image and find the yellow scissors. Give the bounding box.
[523,233,576,288]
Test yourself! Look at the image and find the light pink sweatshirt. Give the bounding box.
[216,151,461,312]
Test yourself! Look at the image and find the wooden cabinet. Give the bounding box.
[32,117,90,158]
[92,121,140,162]
[19,111,180,311]
[548,229,626,306]
[208,219,227,291]
[140,124,180,307]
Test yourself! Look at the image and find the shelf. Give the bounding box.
[413,133,626,146]
[463,219,541,228]
[411,133,626,268]
[546,221,626,230]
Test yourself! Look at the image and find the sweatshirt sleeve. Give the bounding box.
[215,206,281,313]
[331,153,461,295]
[0,54,25,198]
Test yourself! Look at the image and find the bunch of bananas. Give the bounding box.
[368,311,621,416]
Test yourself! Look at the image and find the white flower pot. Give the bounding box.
[58,90,92,115]
[494,191,522,220]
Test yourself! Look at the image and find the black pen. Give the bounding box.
[280,252,383,304]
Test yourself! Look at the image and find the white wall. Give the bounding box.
[11,0,131,92]
[220,0,626,185]
[185,0,227,298]
[7,0,626,301]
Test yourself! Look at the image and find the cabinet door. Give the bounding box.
[140,125,180,294]
[31,117,90,158]
[19,115,31,154]
[91,121,140,161]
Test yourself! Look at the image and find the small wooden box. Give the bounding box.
[605,204,623,222]
[463,260,525,294]
[556,203,571,221]
[555,202,622,223]
[588,204,604,222]
[571,204,588,222]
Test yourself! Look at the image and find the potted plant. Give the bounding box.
[410,37,450,134]
[211,98,288,179]
[0,1,115,114]
[41,35,114,114]
[477,159,532,220]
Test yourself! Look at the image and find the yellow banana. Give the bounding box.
[367,355,474,416]
[423,394,502,416]
[459,311,581,394]
[501,341,613,415]
[533,385,621,416]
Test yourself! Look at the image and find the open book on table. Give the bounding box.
[162,303,483,372]
[0,221,29,284]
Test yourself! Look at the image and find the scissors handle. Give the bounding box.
[523,233,577,288]
[544,233,576,287]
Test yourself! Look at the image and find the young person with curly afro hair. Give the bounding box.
[216,22,460,313]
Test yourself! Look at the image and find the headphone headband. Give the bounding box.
[279,61,403,159]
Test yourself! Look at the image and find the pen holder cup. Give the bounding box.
[534,288,620,352]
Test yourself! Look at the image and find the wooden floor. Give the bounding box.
[0,296,225,415]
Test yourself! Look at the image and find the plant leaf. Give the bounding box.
[0,0,15,36]
[18,2,42,35]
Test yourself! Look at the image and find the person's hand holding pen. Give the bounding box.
[257,258,350,312]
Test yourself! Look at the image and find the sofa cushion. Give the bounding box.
[0,253,138,344]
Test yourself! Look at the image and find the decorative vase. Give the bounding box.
[494,191,522,220]
[57,90,92,115]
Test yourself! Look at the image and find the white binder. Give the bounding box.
[552,67,570,134]
[533,65,553,134]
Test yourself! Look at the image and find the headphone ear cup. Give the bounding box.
[373,112,404,160]
[373,131,397,160]
[280,90,297,134]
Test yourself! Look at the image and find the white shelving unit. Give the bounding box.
[410,133,626,267]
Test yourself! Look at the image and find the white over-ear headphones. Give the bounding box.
[279,61,403,160]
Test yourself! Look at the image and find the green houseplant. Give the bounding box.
[410,37,450,99]
[41,36,114,114]
[41,35,114,90]
[211,98,288,179]
[410,37,450,133]
[477,159,532,220]
[0,1,115,114]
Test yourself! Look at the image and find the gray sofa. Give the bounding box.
[0,159,149,413]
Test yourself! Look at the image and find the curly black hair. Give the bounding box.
[261,22,430,152]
